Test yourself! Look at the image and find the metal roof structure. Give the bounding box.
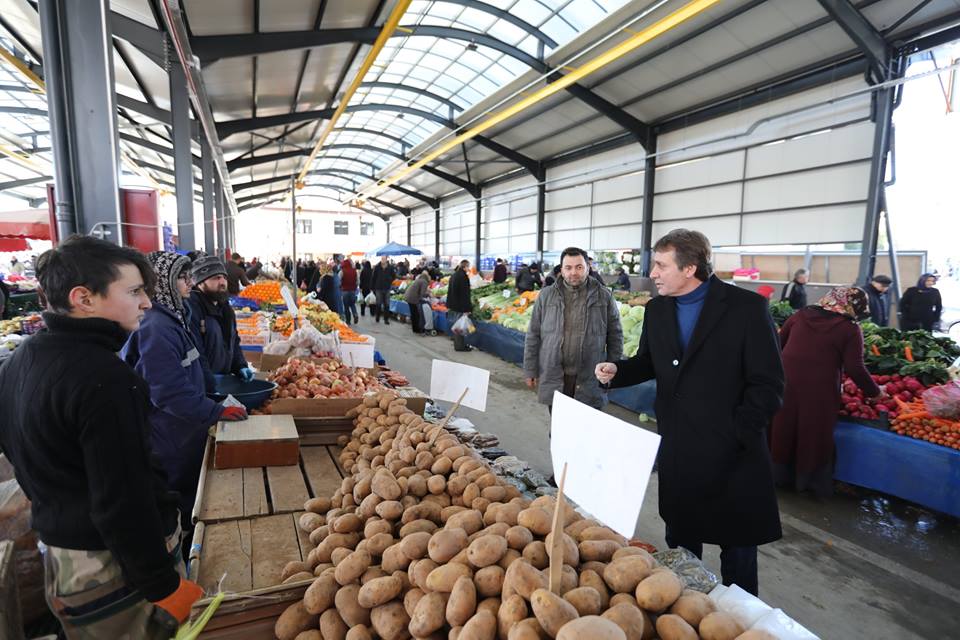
[0,0,958,225]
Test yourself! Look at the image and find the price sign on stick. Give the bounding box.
[280,285,299,317]
[550,391,661,538]
[340,340,375,369]
[430,360,490,411]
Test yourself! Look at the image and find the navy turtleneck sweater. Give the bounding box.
[676,279,709,352]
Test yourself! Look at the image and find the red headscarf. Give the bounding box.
[817,286,869,319]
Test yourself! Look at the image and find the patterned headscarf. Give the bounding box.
[147,251,190,328]
[817,286,869,320]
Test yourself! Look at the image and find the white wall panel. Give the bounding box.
[546,183,592,210]
[548,146,647,188]
[510,195,538,217]
[655,151,744,192]
[593,171,644,203]
[592,200,643,227]
[545,207,589,232]
[510,234,537,253]
[743,162,870,212]
[485,219,510,239]
[486,201,510,221]
[652,217,741,247]
[485,237,509,254]
[740,204,866,244]
[653,183,742,220]
[545,229,591,252]
[510,215,538,235]
[745,121,874,178]
[592,224,644,250]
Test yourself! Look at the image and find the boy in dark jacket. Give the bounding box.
[0,236,203,637]
[372,256,397,324]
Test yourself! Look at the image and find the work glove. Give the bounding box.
[238,367,255,382]
[220,405,248,421]
[151,577,204,625]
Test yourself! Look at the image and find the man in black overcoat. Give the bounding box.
[596,229,784,595]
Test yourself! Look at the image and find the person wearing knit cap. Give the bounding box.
[185,256,254,382]
[122,252,247,538]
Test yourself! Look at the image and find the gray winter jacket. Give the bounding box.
[523,276,623,408]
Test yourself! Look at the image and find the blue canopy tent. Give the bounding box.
[373,241,423,256]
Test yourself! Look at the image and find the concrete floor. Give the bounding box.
[359,315,960,640]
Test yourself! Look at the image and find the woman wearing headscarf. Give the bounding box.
[770,287,882,497]
[122,252,247,531]
[898,273,942,331]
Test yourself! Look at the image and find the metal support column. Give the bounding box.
[214,172,225,256]
[535,181,546,264]
[201,139,215,253]
[291,177,297,271]
[640,135,658,276]
[407,216,412,246]
[434,207,441,263]
[38,0,123,242]
[857,87,895,284]
[475,197,482,268]
[170,62,195,250]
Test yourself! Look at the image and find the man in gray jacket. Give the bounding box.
[523,247,623,414]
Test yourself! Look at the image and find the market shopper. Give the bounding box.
[0,277,9,319]
[780,269,808,310]
[245,257,263,280]
[186,256,254,383]
[226,252,251,295]
[8,256,25,275]
[864,274,893,326]
[123,252,248,535]
[595,229,784,596]
[525,247,622,414]
[615,267,631,291]
[543,264,562,287]
[493,258,508,284]
[341,257,360,324]
[770,287,881,497]
[359,260,374,317]
[316,262,344,318]
[405,271,432,335]
[447,259,474,351]
[372,255,397,324]
[899,273,942,331]
[0,236,204,636]
[516,263,543,293]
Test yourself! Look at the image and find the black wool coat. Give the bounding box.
[610,276,785,546]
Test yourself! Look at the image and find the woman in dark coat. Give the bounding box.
[899,273,942,331]
[446,260,473,352]
[770,287,881,497]
[359,260,374,317]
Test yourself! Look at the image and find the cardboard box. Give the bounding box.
[213,415,299,469]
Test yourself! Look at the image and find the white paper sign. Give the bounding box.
[280,285,299,316]
[430,359,490,411]
[340,339,375,369]
[550,391,661,538]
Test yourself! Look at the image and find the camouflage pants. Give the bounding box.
[40,524,185,640]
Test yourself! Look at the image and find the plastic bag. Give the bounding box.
[289,320,322,349]
[452,314,476,336]
[264,339,291,355]
[716,584,772,628]
[365,292,377,305]
[653,547,719,593]
[922,381,960,419]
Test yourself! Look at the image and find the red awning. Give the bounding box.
[0,237,29,252]
[0,210,51,240]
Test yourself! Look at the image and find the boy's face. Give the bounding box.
[73,264,152,331]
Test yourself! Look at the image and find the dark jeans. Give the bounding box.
[447,310,470,350]
[374,290,391,323]
[342,291,359,324]
[409,302,423,333]
[665,528,759,596]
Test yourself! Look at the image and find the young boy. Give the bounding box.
[0,235,202,638]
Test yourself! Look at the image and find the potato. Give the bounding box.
[521,541,549,570]
[544,532,579,567]
[376,500,405,520]
[299,512,324,533]
[365,518,393,539]
[698,611,745,640]
[562,587,602,616]
[505,527,534,551]
[734,631,778,640]
[577,570,609,609]
[608,593,637,608]
[303,573,339,614]
[275,601,318,640]
[498,549,522,571]
[474,565,506,598]
[410,558,439,591]
[366,532,396,557]
[335,583,372,627]
[579,561,607,575]
[611,547,648,561]
[372,468,402,500]
[503,559,548,601]
[410,591,450,637]
[634,571,682,612]
[459,610,497,640]
[320,608,349,640]
[331,547,352,566]
[447,510,485,535]
[530,588,579,638]
[579,540,620,563]
[601,603,649,640]
[358,575,403,608]
[357,493,383,520]
[602,556,653,593]
[305,496,332,514]
[474,523,510,541]
[468,535,508,568]
[281,560,311,582]
[516,508,552,536]
[497,594,528,640]
[654,614,698,640]
[309,525,330,546]
[478,597,502,618]
[427,562,474,592]
[370,601,411,640]
[507,618,546,640]
[283,571,315,584]
[401,519,439,537]
[335,549,372,585]
[382,543,412,573]
[556,616,626,640]
[428,475,448,494]
[405,587,426,617]
[447,574,478,626]
[408,474,429,497]
[669,591,716,627]
[429,528,470,563]
[345,625,374,640]
[400,530,433,560]
[294,631,322,640]
[578,526,625,544]
[361,566,388,583]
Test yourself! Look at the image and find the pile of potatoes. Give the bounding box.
[274,391,772,640]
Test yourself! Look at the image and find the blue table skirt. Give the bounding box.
[834,420,960,517]
[389,299,449,333]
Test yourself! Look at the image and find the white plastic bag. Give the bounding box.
[452,314,476,335]
[365,292,377,305]
[716,584,772,628]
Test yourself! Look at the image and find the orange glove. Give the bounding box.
[151,577,204,624]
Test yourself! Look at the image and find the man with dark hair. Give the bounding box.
[0,235,203,637]
[372,255,397,324]
[864,274,893,326]
[780,269,808,309]
[524,245,622,417]
[226,252,251,295]
[493,258,508,284]
[596,228,784,596]
[516,262,543,293]
[587,256,605,284]
[186,255,254,382]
